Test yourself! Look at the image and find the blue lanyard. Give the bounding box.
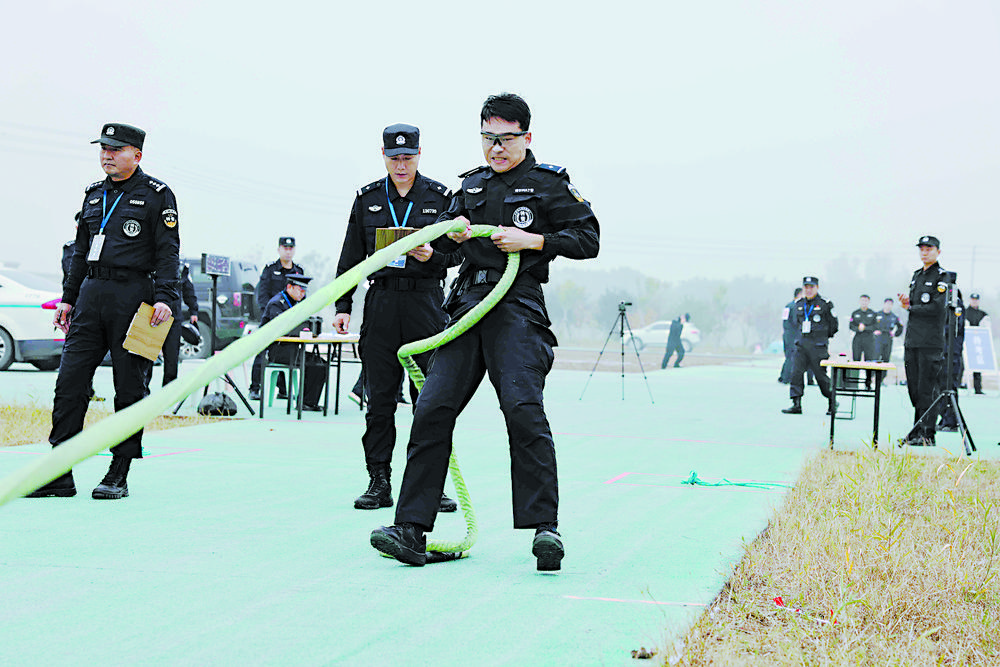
[101,190,124,234]
[803,302,815,321]
[385,179,412,228]
[282,292,294,309]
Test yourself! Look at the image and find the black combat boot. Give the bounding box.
[354,463,393,510]
[781,397,802,414]
[25,471,77,498]
[439,493,458,513]
[370,522,427,566]
[92,456,131,500]
[532,523,564,572]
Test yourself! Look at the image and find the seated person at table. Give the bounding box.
[260,275,325,411]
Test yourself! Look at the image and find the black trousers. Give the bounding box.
[251,350,285,394]
[875,335,893,362]
[661,338,684,368]
[852,333,877,385]
[904,346,942,438]
[359,287,447,466]
[161,298,182,386]
[395,299,557,532]
[267,345,326,406]
[789,341,832,401]
[780,332,796,382]
[50,277,154,459]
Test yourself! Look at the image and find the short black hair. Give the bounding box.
[884,297,894,303]
[794,288,803,297]
[481,93,531,131]
[860,294,870,299]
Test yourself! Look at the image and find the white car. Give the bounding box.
[626,320,701,352]
[0,268,64,370]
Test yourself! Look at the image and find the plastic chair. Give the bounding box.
[258,364,300,418]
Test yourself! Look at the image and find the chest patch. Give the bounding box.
[123,220,141,237]
[512,206,534,228]
[466,187,483,194]
[129,199,145,206]
[89,198,100,205]
[368,205,382,212]
[422,208,437,214]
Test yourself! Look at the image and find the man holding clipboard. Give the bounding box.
[27,122,180,500]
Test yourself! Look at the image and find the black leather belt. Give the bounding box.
[86,265,152,281]
[371,277,443,291]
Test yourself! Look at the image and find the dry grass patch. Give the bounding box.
[670,448,1000,665]
[0,400,221,447]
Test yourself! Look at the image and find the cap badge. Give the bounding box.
[396,135,406,145]
[106,127,115,135]
[921,236,928,243]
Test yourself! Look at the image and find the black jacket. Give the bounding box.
[790,295,838,345]
[904,262,949,349]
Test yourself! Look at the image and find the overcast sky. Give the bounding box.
[3,1,999,295]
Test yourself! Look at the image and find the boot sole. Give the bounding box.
[370,532,426,566]
[24,487,77,498]
[533,535,564,572]
[354,497,394,510]
[92,486,129,500]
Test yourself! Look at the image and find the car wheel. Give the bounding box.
[0,328,14,371]
[180,321,213,360]
[682,340,693,352]
[30,357,61,371]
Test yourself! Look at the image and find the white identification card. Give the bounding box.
[87,234,106,261]
[388,255,406,269]
[801,320,812,334]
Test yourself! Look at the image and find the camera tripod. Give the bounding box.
[579,301,654,403]
[898,279,974,456]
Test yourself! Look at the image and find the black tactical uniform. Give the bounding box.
[34,123,180,501]
[783,278,838,413]
[661,316,684,368]
[250,242,304,395]
[780,295,799,383]
[873,307,903,362]
[334,169,456,501]
[261,282,325,408]
[161,263,199,386]
[965,297,988,393]
[849,303,878,388]
[393,149,599,535]
[904,249,949,443]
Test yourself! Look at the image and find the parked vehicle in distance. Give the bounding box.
[625,319,701,353]
[179,257,259,359]
[0,268,64,370]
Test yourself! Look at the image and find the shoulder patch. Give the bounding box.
[458,165,488,178]
[534,163,566,174]
[359,179,384,196]
[567,183,585,203]
[85,180,103,193]
[426,180,450,196]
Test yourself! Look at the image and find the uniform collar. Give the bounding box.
[487,149,537,186]
[105,166,144,193]
[919,261,940,275]
[386,172,426,201]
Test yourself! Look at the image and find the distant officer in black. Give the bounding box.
[782,276,839,415]
[28,122,180,500]
[249,237,303,400]
[261,275,325,410]
[661,315,685,368]
[899,235,949,446]
[332,123,460,512]
[779,287,803,383]
[965,293,988,394]
[873,297,903,363]
[160,263,199,386]
[849,294,878,389]
[370,93,600,572]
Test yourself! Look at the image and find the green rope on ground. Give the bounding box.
[0,219,466,508]
[397,224,519,556]
[681,471,790,490]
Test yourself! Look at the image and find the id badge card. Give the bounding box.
[87,234,106,262]
[388,255,406,269]
[801,320,811,334]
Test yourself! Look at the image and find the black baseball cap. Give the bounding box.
[286,274,312,288]
[970,292,981,299]
[803,276,819,286]
[279,237,295,247]
[91,123,145,150]
[916,235,940,248]
[383,123,420,156]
